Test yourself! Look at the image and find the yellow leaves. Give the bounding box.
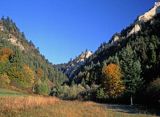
[102,63,125,98]
[103,63,122,80]
[0,48,13,62]
[0,48,13,56]
[36,68,43,79]
[23,65,35,84]
[8,64,35,88]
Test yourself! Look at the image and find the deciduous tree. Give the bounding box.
[102,63,125,98]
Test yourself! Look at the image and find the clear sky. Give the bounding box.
[0,0,155,64]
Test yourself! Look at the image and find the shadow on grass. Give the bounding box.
[105,104,160,116]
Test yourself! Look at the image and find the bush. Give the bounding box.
[53,84,70,98]
[96,88,106,100]
[34,80,50,95]
[68,85,85,99]
[51,84,85,100]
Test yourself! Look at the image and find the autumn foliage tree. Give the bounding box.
[0,48,13,62]
[102,63,125,98]
[34,68,50,95]
[23,65,35,86]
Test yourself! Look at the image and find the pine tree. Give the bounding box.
[148,43,156,65]
[120,45,142,105]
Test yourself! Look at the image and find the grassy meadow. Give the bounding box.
[0,88,158,117]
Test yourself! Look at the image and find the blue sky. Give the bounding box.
[0,0,155,64]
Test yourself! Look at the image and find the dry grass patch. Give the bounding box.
[0,96,157,117]
[0,96,59,111]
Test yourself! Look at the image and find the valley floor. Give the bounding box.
[0,88,158,117]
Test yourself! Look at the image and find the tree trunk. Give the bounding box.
[130,95,133,106]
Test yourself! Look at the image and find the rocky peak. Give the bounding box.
[110,33,120,44]
[7,34,25,50]
[0,19,25,51]
[56,50,93,78]
[138,1,160,22]
[127,2,160,37]
[111,2,160,43]
[78,50,93,63]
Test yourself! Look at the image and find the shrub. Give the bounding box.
[96,88,106,100]
[52,84,85,100]
[68,85,85,99]
[34,80,50,95]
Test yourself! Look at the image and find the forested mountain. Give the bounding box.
[72,3,160,81]
[0,17,67,95]
[56,50,93,78]
[52,2,160,105]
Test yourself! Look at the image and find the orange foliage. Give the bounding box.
[0,48,13,62]
[102,63,125,98]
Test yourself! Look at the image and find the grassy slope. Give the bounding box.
[0,89,157,117]
[0,88,27,96]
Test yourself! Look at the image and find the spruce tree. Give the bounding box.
[120,45,142,105]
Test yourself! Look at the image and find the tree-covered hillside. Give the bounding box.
[0,17,67,95]
[56,50,93,79]
[54,14,160,105]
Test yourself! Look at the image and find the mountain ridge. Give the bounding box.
[57,2,160,81]
[53,2,160,105]
[67,2,160,84]
[56,50,93,78]
[111,1,160,43]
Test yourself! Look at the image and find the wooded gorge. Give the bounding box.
[0,3,160,109]
[0,1,160,117]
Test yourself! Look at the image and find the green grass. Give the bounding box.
[0,88,27,96]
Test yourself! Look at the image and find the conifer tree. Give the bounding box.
[120,45,142,105]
